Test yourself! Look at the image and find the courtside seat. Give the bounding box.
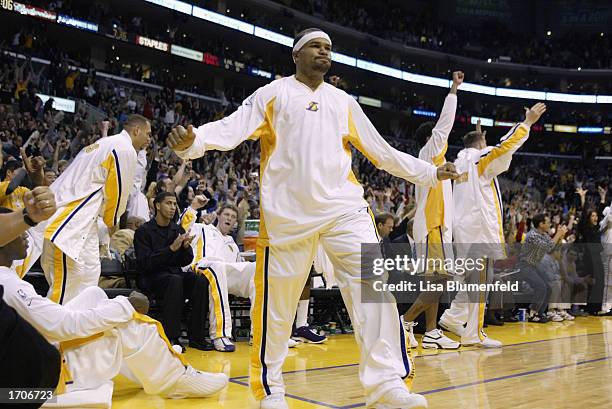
[310,287,351,333]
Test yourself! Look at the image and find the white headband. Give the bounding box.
[292,31,332,53]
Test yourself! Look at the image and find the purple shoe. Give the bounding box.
[292,326,327,344]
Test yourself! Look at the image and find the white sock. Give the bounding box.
[295,300,309,328]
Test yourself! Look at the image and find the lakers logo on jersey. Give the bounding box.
[306,101,319,112]
[84,143,100,153]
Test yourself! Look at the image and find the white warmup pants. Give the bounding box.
[42,287,186,408]
[250,208,414,405]
[440,257,494,344]
[196,261,256,339]
[40,224,100,304]
[603,253,612,312]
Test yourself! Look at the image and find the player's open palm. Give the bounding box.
[167,125,196,152]
[524,102,546,126]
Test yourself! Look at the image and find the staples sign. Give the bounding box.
[136,36,169,52]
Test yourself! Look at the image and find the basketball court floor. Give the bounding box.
[112,317,612,408]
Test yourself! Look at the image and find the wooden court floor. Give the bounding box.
[111,317,612,408]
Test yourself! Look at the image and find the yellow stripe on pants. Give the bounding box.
[50,246,65,304]
[132,312,188,366]
[367,208,381,241]
[404,339,416,389]
[198,268,225,339]
[250,241,269,400]
[477,258,487,341]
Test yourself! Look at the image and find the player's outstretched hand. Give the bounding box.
[436,162,459,181]
[24,186,57,223]
[167,125,195,152]
[523,102,547,127]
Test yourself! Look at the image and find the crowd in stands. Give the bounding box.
[7,0,612,98]
[267,0,612,69]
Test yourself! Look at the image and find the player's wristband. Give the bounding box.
[22,208,39,227]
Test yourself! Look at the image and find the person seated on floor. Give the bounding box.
[0,207,228,407]
[134,192,210,352]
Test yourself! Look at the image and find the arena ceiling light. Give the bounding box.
[144,0,192,15]
[495,88,546,100]
[577,127,604,134]
[553,125,578,133]
[192,5,254,34]
[461,82,497,96]
[253,27,293,47]
[358,96,382,108]
[413,109,437,117]
[546,92,597,103]
[357,60,402,79]
[402,73,450,88]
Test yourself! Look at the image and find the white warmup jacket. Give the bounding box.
[176,75,438,245]
[29,131,137,263]
[126,149,150,221]
[453,123,531,259]
[413,93,456,244]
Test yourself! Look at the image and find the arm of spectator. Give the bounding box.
[100,120,110,138]
[477,103,546,180]
[169,89,270,159]
[21,148,45,187]
[576,187,587,209]
[101,149,137,229]
[347,97,440,187]
[172,160,189,195]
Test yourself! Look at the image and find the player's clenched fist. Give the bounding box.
[24,186,57,223]
[167,125,196,152]
[436,162,459,181]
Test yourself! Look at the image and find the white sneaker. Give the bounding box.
[546,311,564,322]
[213,337,236,352]
[402,320,419,348]
[165,366,228,398]
[287,338,299,348]
[462,332,502,348]
[438,318,465,337]
[261,392,288,409]
[375,387,428,409]
[422,329,460,350]
[560,310,575,321]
